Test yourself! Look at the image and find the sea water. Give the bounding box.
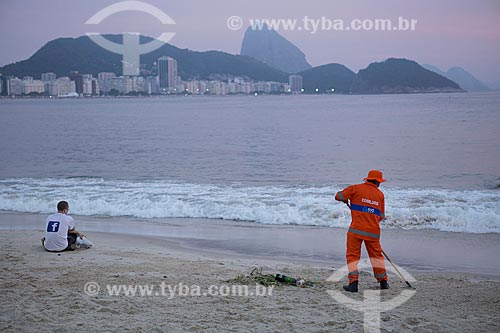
[0,93,499,233]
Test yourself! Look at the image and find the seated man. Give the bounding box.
[42,201,85,252]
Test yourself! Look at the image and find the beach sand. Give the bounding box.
[1,220,499,332]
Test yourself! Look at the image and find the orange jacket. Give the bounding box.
[335,182,385,240]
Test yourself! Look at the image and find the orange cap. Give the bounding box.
[364,170,386,183]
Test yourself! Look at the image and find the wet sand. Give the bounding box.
[2,212,500,276]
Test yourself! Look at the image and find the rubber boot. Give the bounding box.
[343,281,358,292]
[380,280,389,290]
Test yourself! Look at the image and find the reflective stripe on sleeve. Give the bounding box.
[336,191,345,201]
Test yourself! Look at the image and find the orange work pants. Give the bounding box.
[346,233,388,283]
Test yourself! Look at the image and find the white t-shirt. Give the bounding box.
[44,213,75,251]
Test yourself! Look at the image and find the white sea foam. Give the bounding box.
[0,178,498,233]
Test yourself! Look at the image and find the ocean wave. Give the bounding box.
[0,178,498,233]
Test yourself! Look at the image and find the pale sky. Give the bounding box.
[1,0,499,83]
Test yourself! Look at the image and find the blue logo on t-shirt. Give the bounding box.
[47,221,60,232]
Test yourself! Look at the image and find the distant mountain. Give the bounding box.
[1,35,475,96]
[240,26,311,74]
[0,34,288,82]
[299,63,355,93]
[422,64,490,92]
[351,58,464,94]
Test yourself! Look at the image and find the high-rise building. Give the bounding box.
[97,72,116,94]
[158,56,168,90]
[227,82,238,94]
[240,82,252,94]
[207,81,228,95]
[81,74,94,95]
[109,77,125,94]
[46,77,76,96]
[82,79,93,96]
[69,71,83,95]
[22,77,44,94]
[168,58,178,89]
[145,76,159,94]
[123,76,133,94]
[41,72,56,81]
[98,72,116,80]
[289,75,303,93]
[158,56,178,91]
[199,81,208,94]
[8,78,23,95]
[91,79,99,96]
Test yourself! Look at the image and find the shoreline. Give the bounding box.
[2,91,498,101]
[2,211,500,278]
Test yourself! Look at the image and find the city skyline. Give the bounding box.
[0,0,499,84]
[2,54,304,97]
